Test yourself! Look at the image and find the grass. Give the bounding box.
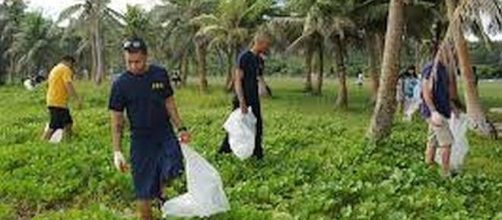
[0,77,501,219]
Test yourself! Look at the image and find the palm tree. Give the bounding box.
[367,0,406,140]
[278,0,331,96]
[0,0,25,84]
[443,0,500,137]
[123,5,152,38]
[151,0,216,87]
[268,16,316,93]
[59,0,124,84]
[192,0,274,91]
[7,12,57,79]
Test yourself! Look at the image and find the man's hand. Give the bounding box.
[113,151,128,173]
[240,102,248,114]
[431,111,444,127]
[179,130,191,144]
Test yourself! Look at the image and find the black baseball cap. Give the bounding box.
[123,37,148,53]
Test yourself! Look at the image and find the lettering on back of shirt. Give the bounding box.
[151,82,164,90]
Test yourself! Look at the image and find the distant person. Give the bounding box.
[22,71,46,91]
[356,71,364,87]
[420,47,460,177]
[42,55,81,141]
[219,32,271,160]
[108,37,190,220]
[402,65,421,120]
[403,65,419,99]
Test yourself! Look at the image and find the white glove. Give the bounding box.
[113,151,128,172]
[431,111,443,126]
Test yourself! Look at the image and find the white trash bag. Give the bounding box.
[23,79,34,91]
[435,114,470,171]
[223,108,257,160]
[45,123,64,144]
[162,145,230,218]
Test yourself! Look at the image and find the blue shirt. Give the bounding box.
[109,65,175,139]
[403,77,419,98]
[420,62,451,119]
[236,50,261,104]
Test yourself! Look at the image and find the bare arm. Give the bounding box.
[165,96,184,129]
[65,82,80,101]
[422,78,437,112]
[234,68,246,106]
[111,111,124,152]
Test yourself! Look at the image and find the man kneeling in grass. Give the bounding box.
[109,37,190,220]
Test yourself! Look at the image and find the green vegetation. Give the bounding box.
[1,79,501,219]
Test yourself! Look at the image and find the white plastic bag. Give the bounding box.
[23,79,34,91]
[45,123,63,144]
[49,129,64,143]
[435,114,470,171]
[162,145,230,218]
[223,108,257,160]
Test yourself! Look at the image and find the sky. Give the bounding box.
[24,0,161,21]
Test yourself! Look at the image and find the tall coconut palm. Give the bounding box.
[443,0,500,137]
[1,0,25,84]
[151,0,216,87]
[268,16,316,92]
[59,0,124,84]
[283,0,329,95]
[367,0,406,140]
[7,12,57,79]
[192,0,274,91]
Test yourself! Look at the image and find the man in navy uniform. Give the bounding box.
[219,32,271,160]
[109,37,190,220]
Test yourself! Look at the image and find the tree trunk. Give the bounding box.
[367,0,406,141]
[90,33,97,81]
[335,37,348,108]
[93,15,105,85]
[304,48,313,93]
[8,57,15,84]
[225,48,235,91]
[313,42,324,95]
[446,0,496,137]
[195,43,208,93]
[180,51,189,86]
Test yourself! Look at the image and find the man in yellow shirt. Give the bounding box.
[43,55,81,140]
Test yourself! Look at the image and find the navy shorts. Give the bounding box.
[48,107,73,129]
[130,136,183,200]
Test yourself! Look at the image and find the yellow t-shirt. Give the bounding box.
[46,63,73,107]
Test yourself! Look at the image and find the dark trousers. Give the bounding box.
[219,99,263,159]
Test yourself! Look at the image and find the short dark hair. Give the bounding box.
[61,55,76,64]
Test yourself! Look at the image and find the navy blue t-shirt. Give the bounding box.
[109,65,175,139]
[420,62,451,119]
[236,50,261,104]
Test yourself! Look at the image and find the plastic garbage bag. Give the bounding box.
[435,114,470,171]
[23,79,34,91]
[49,129,64,143]
[162,145,230,218]
[45,123,63,143]
[223,108,257,160]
